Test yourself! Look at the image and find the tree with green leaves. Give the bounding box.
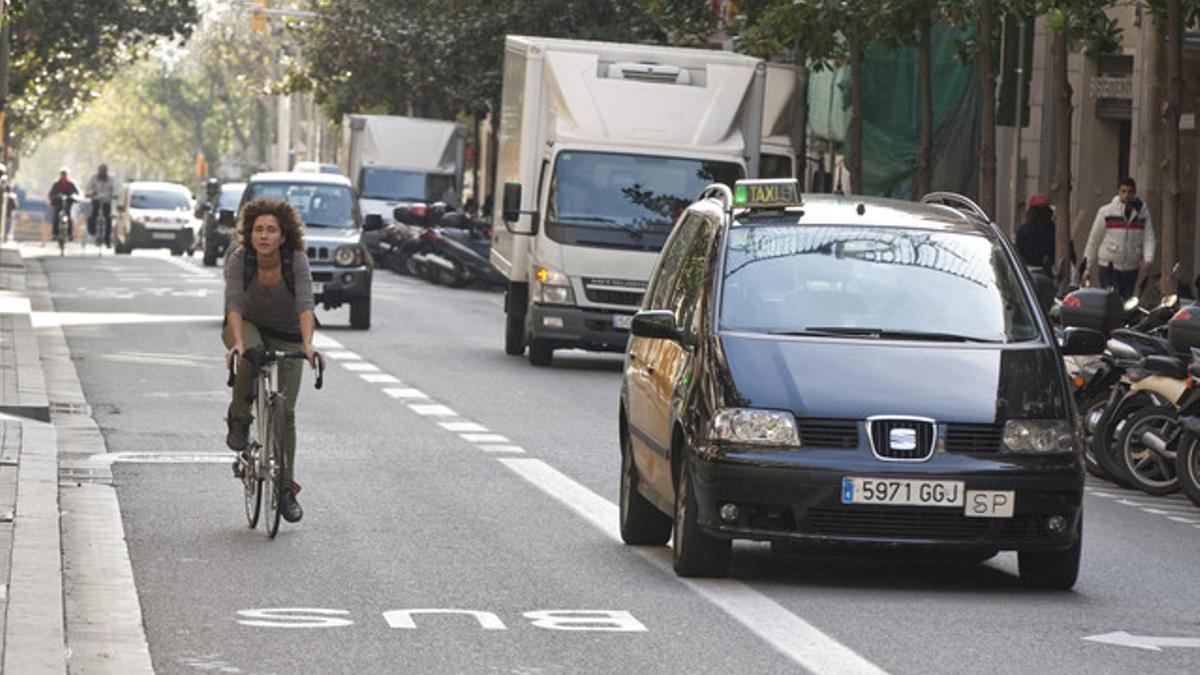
[2,0,198,163]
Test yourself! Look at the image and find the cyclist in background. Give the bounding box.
[223,197,318,524]
[85,163,116,247]
[47,168,80,243]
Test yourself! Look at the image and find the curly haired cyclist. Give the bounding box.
[223,197,319,523]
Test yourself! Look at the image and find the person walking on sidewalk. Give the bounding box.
[1015,194,1056,274]
[1084,176,1155,300]
[222,197,319,524]
[85,164,116,247]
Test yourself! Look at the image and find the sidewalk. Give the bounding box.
[0,245,153,673]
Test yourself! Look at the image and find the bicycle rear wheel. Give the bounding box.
[243,446,261,528]
[262,395,286,537]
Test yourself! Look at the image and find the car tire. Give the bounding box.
[170,247,184,256]
[203,248,218,267]
[619,417,671,546]
[115,241,131,254]
[672,461,730,577]
[1017,518,1081,590]
[350,297,371,330]
[527,339,553,367]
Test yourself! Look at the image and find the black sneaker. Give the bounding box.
[280,487,303,523]
[226,416,250,451]
[231,451,249,479]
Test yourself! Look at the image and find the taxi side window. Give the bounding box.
[670,214,715,336]
[647,212,703,310]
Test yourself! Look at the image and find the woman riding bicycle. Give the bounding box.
[223,197,318,523]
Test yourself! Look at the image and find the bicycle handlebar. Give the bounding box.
[226,348,325,390]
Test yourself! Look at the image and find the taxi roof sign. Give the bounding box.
[732,178,802,209]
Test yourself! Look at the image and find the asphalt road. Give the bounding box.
[33,245,1200,674]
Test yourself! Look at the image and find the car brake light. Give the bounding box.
[1173,308,1193,321]
[419,229,439,242]
[1062,294,1083,308]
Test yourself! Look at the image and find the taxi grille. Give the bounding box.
[806,509,1046,540]
[944,424,1003,453]
[868,418,935,461]
[797,419,859,448]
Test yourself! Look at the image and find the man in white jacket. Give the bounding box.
[1083,177,1154,300]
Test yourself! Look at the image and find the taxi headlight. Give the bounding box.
[334,245,360,267]
[532,265,574,305]
[1002,420,1076,453]
[710,408,800,447]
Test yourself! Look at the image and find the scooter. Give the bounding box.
[432,212,506,289]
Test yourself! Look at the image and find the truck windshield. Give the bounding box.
[245,182,357,229]
[720,224,1040,343]
[360,168,456,203]
[546,151,742,251]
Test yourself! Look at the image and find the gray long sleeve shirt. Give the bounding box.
[224,246,315,340]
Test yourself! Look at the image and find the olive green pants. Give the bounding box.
[222,321,303,484]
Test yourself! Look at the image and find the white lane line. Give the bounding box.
[324,350,362,360]
[409,404,456,417]
[1168,516,1200,524]
[440,421,488,432]
[157,255,215,277]
[460,434,510,444]
[478,445,526,454]
[341,362,380,372]
[383,388,428,400]
[360,373,400,384]
[312,333,344,350]
[497,458,885,675]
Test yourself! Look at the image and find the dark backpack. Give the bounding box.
[242,246,295,297]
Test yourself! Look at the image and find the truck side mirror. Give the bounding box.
[217,209,235,227]
[502,182,522,224]
[363,214,384,231]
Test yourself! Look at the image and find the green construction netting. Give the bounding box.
[808,22,979,199]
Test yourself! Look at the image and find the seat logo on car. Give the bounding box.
[889,428,917,451]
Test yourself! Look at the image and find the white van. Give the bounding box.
[114,181,199,255]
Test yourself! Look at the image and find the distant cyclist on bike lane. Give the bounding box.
[47,168,79,243]
[85,164,115,247]
[223,197,319,523]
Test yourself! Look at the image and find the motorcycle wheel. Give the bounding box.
[1079,391,1117,482]
[1175,434,1200,506]
[1093,397,1142,489]
[1114,405,1180,496]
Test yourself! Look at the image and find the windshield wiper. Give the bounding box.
[305,222,350,229]
[777,327,1001,343]
[561,215,645,241]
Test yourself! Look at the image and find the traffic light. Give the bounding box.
[250,0,268,32]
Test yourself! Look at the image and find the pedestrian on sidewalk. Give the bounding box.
[1084,176,1155,300]
[1015,194,1055,274]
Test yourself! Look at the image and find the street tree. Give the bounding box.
[2,0,198,162]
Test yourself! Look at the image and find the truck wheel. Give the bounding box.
[350,297,371,330]
[528,339,553,366]
[505,310,525,355]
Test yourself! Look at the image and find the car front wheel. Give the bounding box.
[619,418,671,546]
[1017,518,1081,590]
[672,462,730,577]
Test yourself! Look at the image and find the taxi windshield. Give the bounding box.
[719,224,1040,343]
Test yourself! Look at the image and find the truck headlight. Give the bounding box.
[1002,420,1076,453]
[710,408,800,447]
[532,265,574,305]
[334,245,361,267]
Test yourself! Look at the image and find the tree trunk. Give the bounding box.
[1050,29,1072,291]
[472,115,482,215]
[795,50,810,190]
[849,20,864,195]
[977,0,997,221]
[1160,0,1183,295]
[913,10,933,200]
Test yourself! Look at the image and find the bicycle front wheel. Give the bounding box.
[262,395,286,538]
[243,448,261,528]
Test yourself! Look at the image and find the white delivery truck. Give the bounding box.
[340,114,468,222]
[492,35,766,366]
[760,62,804,180]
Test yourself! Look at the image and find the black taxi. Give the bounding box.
[617,179,1105,587]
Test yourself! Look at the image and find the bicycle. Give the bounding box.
[91,201,111,257]
[225,346,324,537]
[52,196,74,256]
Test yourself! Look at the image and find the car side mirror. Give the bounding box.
[364,214,384,231]
[1058,327,1106,356]
[630,310,680,341]
[502,182,521,224]
[217,209,235,227]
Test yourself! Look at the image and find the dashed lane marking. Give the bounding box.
[324,351,362,361]
[439,421,488,432]
[478,445,526,454]
[383,388,428,400]
[460,434,509,444]
[341,362,379,372]
[408,404,456,417]
[360,373,400,384]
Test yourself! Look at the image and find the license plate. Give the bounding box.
[151,231,175,240]
[613,314,633,330]
[312,282,324,295]
[841,477,965,508]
